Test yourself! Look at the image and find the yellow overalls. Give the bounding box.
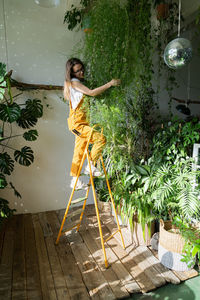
[68,96,106,177]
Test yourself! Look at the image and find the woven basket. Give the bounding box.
[158,219,194,271]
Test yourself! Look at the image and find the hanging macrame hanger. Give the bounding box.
[177,0,181,38]
[186,63,191,108]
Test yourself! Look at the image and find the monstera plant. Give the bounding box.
[0,62,43,225]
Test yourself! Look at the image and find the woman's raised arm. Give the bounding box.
[71,79,120,97]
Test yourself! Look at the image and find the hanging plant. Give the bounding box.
[63,0,92,31]
[153,0,169,20]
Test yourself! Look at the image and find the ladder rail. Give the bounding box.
[55,128,93,244]
[56,124,125,268]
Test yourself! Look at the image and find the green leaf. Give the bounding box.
[135,165,149,176]
[0,152,14,175]
[0,173,7,189]
[0,103,21,123]
[14,146,34,166]
[23,129,38,141]
[25,99,43,118]
[192,245,200,257]
[0,197,16,218]
[16,108,38,129]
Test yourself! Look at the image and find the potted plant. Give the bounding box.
[147,157,200,270]
[153,0,169,20]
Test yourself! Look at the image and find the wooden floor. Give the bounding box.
[0,204,198,300]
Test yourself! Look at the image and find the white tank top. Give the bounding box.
[70,78,83,110]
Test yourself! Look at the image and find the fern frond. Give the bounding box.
[178,186,200,218]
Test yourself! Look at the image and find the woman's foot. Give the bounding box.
[84,162,103,177]
[70,177,88,190]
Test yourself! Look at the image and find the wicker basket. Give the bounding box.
[158,219,194,271]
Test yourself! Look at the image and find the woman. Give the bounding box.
[64,58,120,190]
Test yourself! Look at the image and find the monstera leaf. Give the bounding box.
[26,99,43,118]
[23,129,38,141]
[0,103,21,123]
[0,152,14,175]
[0,173,7,189]
[0,197,16,218]
[16,108,37,129]
[14,146,34,166]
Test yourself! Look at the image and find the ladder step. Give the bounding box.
[68,208,83,218]
[71,197,87,205]
[62,221,80,234]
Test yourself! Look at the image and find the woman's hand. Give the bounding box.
[110,79,121,87]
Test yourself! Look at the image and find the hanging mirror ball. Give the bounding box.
[34,0,60,8]
[164,38,192,69]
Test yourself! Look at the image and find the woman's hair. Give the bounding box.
[64,58,84,100]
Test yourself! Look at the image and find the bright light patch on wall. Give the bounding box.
[34,0,60,8]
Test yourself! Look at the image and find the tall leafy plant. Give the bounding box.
[0,63,43,225]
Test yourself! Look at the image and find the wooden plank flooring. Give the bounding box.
[0,204,198,299]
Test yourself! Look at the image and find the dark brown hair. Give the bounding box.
[65,58,85,82]
[64,58,84,100]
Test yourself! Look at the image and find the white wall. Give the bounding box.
[0,0,94,213]
[0,0,82,84]
[1,88,93,213]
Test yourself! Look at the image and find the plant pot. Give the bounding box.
[111,209,155,246]
[157,3,169,20]
[82,15,93,33]
[97,199,111,214]
[131,214,155,246]
[158,219,195,271]
[111,205,129,226]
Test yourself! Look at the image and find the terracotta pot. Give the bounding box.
[82,15,93,33]
[157,3,169,20]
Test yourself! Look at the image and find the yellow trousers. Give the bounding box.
[68,98,106,177]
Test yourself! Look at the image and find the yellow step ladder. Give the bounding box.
[56,125,125,268]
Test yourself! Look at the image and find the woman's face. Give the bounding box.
[72,63,84,80]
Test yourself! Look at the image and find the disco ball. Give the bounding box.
[34,0,60,8]
[164,38,192,69]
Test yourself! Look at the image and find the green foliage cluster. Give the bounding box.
[82,0,155,165]
[173,217,200,268]
[151,117,200,164]
[65,0,200,265]
[63,0,92,31]
[0,63,43,225]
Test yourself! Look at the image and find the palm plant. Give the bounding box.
[0,62,43,225]
[146,159,200,220]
